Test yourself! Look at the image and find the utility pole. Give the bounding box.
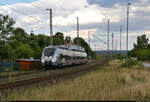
[126,3,131,52]
[107,19,110,56]
[77,17,79,49]
[46,8,53,46]
[115,40,117,52]
[112,33,114,56]
[71,26,74,38]
[88,31,91,48]
[95,44,96,51]
[120,25,122,52]
[88,31,91,60]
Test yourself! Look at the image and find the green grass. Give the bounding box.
[1,60,150,100]
[121,59,138,68]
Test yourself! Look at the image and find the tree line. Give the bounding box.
[129,34,150,60]
[0,14,95,61]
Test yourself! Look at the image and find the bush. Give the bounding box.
[0,43,14,60]
[112,54,124,60]
[129,49,150,61]
[33,46,42,59]
[96,55,101,60]
[135,49,150,61]
[121,59,138,68]
[14,44,34,59]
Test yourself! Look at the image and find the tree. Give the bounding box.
[37,34,49,49]
[14,44,34,59]
[11,27,29,43]
[53,32,64,45]
[129,34,150,60]
[33,46,42,59]
[134,34,149,49]
[29,31,38,50]
[65,36,72,43]
[29,31,42,59]
[30,31,37,44]
[0,14,15,60]
[0,43,14,61]
[91,51,96,59]
[135,49,150,60]
[0,14,15,43]
[73,37,92,58]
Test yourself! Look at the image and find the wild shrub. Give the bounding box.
[136,49,150,61]
[96,55,101,60]
[112,54,124,60]
[121,59,138,68]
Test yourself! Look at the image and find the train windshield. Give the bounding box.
[44,48,56,57]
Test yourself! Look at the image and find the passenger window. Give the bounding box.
[60,54,63,58]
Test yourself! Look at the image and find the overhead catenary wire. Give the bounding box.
[0,1,42,23]
[90,39,106,50]
[97,5,110,53]
[92,39,106,48]
[92,35,107,45]
[0,3,42,33]
[20,0,59,17]
[0,0,60,24]
[0,1,56,34]
[20,0,47,12]
[0,1,87,38]
[20,0,76,35]
[98,5,109,20]
[0,0,111,50]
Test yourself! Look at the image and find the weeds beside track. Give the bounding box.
[0,59,108,92]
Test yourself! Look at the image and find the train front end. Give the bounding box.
[41,47,56,67]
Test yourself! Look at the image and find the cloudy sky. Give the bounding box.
[0,0,149,51]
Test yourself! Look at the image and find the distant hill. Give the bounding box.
[95,50,128,56]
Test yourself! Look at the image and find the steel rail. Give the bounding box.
[0,60,108,91]
[0,60,96,80]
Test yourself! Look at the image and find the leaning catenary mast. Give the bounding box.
[77,17,79,49]
[46,8,53,46]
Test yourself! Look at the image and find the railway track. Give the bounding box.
[0,59,108,92]
[0,60,96,81]
[0,70,45,80]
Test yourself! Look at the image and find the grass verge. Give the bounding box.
[1,60,150,100]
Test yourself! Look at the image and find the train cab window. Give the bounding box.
[44,48,55,57]
[61,54,65,58]
[60,54,63,57]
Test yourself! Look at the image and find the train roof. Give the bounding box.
[45,44,85,52]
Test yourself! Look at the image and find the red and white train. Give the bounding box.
[41,44,87,68]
